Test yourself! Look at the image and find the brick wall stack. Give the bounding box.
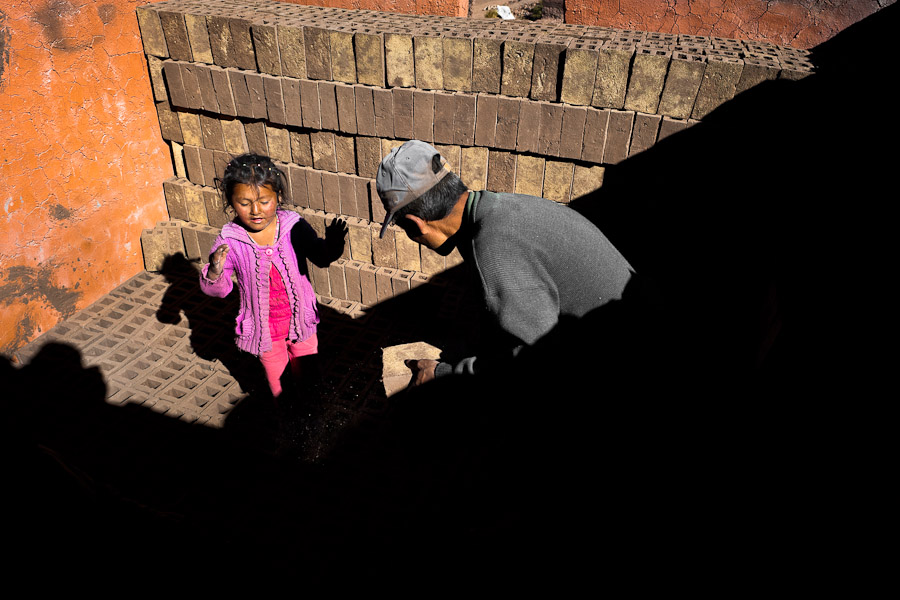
[137,0,814,309]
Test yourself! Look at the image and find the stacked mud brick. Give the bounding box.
[137,0,814,308]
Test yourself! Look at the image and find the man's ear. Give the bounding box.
[401,214,428,237]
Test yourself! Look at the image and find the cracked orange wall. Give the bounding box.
[0,0,172,355]
[566,0,890,49]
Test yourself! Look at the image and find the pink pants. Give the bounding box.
[258,334,318,398]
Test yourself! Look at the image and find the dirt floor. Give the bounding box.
[469,0,563,21]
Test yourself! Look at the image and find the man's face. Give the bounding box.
[399,216,456,256]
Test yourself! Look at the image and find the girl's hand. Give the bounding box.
[207,244,229,280]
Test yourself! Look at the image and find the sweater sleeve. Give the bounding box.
[199,238,234,298]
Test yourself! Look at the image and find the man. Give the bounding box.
[377,140,634,385]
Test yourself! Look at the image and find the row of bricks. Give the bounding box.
[138,2,812,111]
[140,0,812,58]
[158,93,694,186]
[165,132,612,231]
[140,216,452,308]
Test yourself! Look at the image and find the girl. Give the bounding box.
[200,153,344,399]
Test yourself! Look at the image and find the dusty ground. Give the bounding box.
[469,0,563,21]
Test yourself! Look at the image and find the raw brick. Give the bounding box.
[603,110,634,165]
[266,125,291,163]
[375,266,396,300]
[282,77,303,127]
[228,70,253,118]
[692,55,743,119]
[221,118,246,154]
[243,121,268,156]
[322,172,341,214]
[420,246,444,275]
[348,218,373,263]
[433,92,455,145]
[516,100,541,154]
[414,34,444,90]
[343,260,363,303]
[183,181,209,224]
[452,93,476,147]
[278,24,306,78]
[305,170,324,211]
[657,51,706,120]
[330,30,357,83]
[206,16,233,67]
[328,260,348,300]
[355,31,385,87]
[204,187,229,228]
[288,165,310,207]
[359,263,378,305]
[355,136,381,179]
[443,36,473,92]
[531,39,567,101]
[735,55,781,94]
[179,113,202,147]
[461,146,488,191]
[537,101,564,157]
[304,26,332,80]
[623,47,672,114]
[559,104,587,160]
[290,131,313,167]
[136,5,168,57]
[338,174,357,217]
[657,116,688,141]
[195,65,219,113]
[162,61,187,108]
[374,88,395,138]
[335,83,358,134]
[472,37,502,94]
[171,141,185,178]
[395,229,421,272]
[592,42,634,109]
[514,155,544,197]
[392,88,414,140]
[300,79,321,129]
[243,72,268,120]
[311,131,337,172]
[487,150,516,194]
[179,63,203,110]
[581,107,609,163]
[571,164,606,199]
[385,32,415,88]
[141,228,168,271]
[353,177,370,220]
[474,93,498,147]
[198,147,216,188]
[251,22,281,76]
[318,81,339,131]
[147,56,167,102]
[413,90,435,143]
[262,74,286,125]
[163,178,189,221]
[184,13,213,64]
[199,115,225,151]
[501,40,535,98]
[158,12,192,61]
[355,85,376,137]
[494,96,521,150]
[560,43,599,105]
[629,113,662,156]
[392,270,413,296]
[228,18,257,71]
[434,144,460,174]
[370,180,386,224]
[334,135,356,174]
[543,160,574,203]
[155,101,183,143]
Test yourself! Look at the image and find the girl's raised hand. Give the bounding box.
[207,244,229,280]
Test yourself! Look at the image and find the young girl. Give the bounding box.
[200,153,344,399]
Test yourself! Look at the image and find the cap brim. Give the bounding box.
[379,209,396,239]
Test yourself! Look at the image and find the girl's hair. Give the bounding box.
[215,153,288,210]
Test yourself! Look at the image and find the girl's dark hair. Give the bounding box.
[215,153,288,210]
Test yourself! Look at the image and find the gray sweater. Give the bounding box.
[435,190,634,377]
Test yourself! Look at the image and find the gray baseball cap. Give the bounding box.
[376,140,449,238]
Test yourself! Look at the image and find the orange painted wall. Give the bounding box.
[565,0,890,49]
[0,0,173,355]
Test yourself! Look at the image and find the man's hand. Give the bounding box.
[207,244,229,280]
[405,359,439,387]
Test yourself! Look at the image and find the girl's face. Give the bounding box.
[231,183,278,233]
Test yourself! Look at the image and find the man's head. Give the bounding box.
[376,141,468,248]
